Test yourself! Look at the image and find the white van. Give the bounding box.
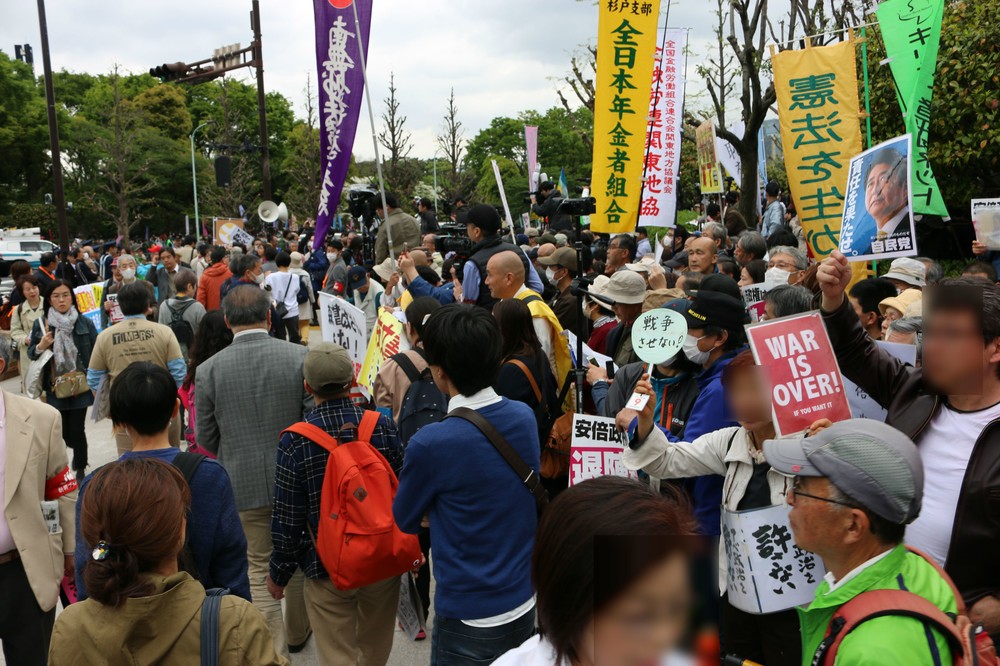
[0,228,60,268]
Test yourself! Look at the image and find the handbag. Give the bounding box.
[505,359,572,480]
[26,349,53,399]
[52,370,89,399]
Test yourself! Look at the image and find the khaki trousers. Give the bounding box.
[115,415,181,455]
[239,506,310,659]
[304,575,400,666]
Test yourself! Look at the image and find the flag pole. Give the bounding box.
[350,0,396,268]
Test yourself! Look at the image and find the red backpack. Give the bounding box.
[813,546,998,666]
[282,411,422,591]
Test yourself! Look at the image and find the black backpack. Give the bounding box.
[167,299,196,355]
[296,275,310,304]
[392,350,449,444]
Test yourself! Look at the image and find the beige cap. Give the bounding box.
[603,270,647,305]
[878,288,922,317]
[538,246,578,271]
[304,342,355,393]
[372,257,397,282]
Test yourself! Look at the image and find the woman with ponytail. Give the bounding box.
[48,458,287,665]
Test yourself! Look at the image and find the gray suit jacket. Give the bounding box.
[195,330,311,511]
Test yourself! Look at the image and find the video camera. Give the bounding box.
[347,188,380,263]
[558,197,597,218]
[434,223,476,276]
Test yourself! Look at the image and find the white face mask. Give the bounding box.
[327,252,339,262]
[83,253,90,260]
[682,334,711,366]
[120,268,136,281]
[545,267,558,282]
[254,272,266,285]
[764,267,793,287]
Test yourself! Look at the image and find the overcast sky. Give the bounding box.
[3,0,793,160]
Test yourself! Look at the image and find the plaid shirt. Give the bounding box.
[269,399,403,585]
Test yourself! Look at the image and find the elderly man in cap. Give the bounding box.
[882,257,928,293]
[764,420,961,665]
[603,270,648,367]
[346,266,385,341]
[268,342,404,665]
[538,246,581,336]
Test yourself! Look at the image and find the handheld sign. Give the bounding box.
[972,198,1000,250]
[318,292,367,378]
[568,414,640,487]
[741,283,773,323]
[844,341,917,421]
[627,309,687,411]
[746,312,852,437]
[722,503,825,614]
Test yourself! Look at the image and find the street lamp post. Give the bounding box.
[190,121,214,236]
[432,149,445,214]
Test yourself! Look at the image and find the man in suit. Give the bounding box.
[845,147,913,258]
[0,334,77,665]
[195,284,312,658]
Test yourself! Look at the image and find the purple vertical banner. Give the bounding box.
[525,125,538,191]
[312,0,373,251]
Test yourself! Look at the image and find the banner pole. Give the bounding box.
[350,0,396,269]
[860,26,874,150]
[491,159,518,246]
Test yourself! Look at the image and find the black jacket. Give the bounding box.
[468,235,530,310]
[27,313,98,410]
[602,362,700,438]
[531,192,572,231]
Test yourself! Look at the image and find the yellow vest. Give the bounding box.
[515,289,574,408]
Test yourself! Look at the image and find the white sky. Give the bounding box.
[2,0,793,159]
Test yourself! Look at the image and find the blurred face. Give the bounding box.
[727,367,772,431]
[687,238,717,275]
[21,281,40,303]
[254,241,264,256]
[922,309,1000,395]
[160,252,176,270]
[583,553,690,665]
[865,161,908,225]
[738,267,756,288]
[49,285,73,314]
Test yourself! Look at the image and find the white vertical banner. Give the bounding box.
[639,28,687,228]
[716,120,744,186]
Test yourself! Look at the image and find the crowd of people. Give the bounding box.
[0,185,998,666]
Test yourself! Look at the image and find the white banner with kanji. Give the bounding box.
[639,28,687,228]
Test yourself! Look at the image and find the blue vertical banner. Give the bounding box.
[312,0,373,251]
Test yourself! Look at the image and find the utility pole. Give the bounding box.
[251,0,272,202]
[35,0,70,259]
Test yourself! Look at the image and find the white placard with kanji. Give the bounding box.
[568,414,640,487]
[722,503,825,614]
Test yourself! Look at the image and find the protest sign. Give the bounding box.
[695,120,724,194]
[564,330,616,373]
[73,284,104,332]
[746,312,852,436]
[631,308,687,365]
[722,503,825,614]
[972,199,1000,250]
[876,0,948,218]
[213,218,246,246]
[357,307,411,393]
[844,341,917,421]
[716,120,744,185]
[105,293,124,326]
[638,28,687,228]
[318,292,367,377]
[772,39,863,259]
[590,2,660,233]
[839,135,916,262]
[741,283,773,323]
[568,414,639,487]
[230,226,255,248]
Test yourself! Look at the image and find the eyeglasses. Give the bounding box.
[788,479,857,508]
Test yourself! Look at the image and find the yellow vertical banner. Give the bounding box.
[772,40,863,258]
[590,1,661,234]
[695,120,724,194]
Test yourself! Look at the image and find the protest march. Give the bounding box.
[3,0,1000,665]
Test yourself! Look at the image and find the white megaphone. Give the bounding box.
[258,200,289,224]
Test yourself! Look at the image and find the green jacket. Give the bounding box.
[799,544,958,665]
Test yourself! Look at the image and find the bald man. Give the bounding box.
[486,251,571,395]
[687,236,718,275]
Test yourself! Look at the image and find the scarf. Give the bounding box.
[47,307,80,375]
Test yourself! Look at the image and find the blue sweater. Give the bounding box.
[393,398,539,620]
[74,448,251,601]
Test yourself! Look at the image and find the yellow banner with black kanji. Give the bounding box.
[590,1,661,234]
[772,40,863,258]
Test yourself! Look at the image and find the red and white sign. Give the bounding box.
[746,312,852,436]
[638,28,688,228]
[568,414,639,487]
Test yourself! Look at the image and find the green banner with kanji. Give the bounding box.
[876,0,949,218]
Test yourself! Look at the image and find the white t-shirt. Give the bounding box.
[905,400,1000,565]
[265,272,300,319]
[493,634,693,666]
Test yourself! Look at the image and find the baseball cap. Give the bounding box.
[882,257,926,288]
[465,204,502,234]
[347,266,369,292]
[539,246,578,271]
[304,342,355,394]
[699,273,743,301]
[603,270,646,305]
[878,288,922,317]
[682,290,746,331]
[763,419,923,524]
[540,232,558,245]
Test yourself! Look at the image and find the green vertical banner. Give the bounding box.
[876,0,949,218]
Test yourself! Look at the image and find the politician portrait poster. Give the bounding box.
[838,135,916,262]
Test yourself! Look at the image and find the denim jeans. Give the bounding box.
[431,608,536,665]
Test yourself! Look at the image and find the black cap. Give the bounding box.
[699,273,742,301]
[465,204,501,234]
[539,180,554,192]
[683,291,746,331]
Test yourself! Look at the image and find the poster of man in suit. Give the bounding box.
[838,135,916,262]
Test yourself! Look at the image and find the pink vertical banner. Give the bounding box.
[525,125,539,191]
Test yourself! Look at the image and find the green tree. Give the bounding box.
[134,84,192,141]
[0,52,50,212]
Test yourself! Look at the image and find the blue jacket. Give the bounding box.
[302,251,329,293]
[74,448,251,601]
[406,275,456,305]
[393,397,539,620]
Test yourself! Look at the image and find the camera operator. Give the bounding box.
[463,204,543,310]
[374,192,422,264]
[417,197,439,235]
[530,181,572,232]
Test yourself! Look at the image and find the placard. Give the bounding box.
[105,293,124,325]
[972,199,1000,251]
[231,226,256,248]
[568,414,640,487]
[741,283,774,323]
[844,341,917,421]
[73,284,104,332]
[746,312,852,436]
[564,330,616,373]
[839,135,917,262]
[357,307,411,393]
[318,292,367,378]
[631,309,687,365]
[722,503,825,614]
[213,218,246,245]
